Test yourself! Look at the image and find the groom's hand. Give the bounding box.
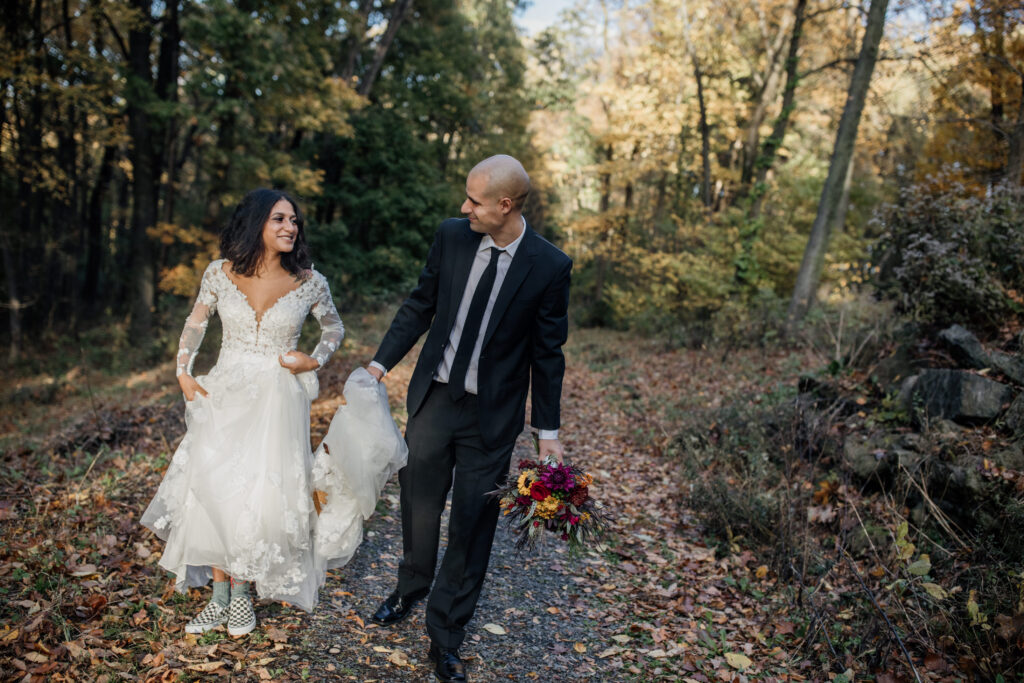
[366,365,384,382]
[538,438,564,463]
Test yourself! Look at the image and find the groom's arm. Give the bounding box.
[372,228,443,372]
[530,255,572,448]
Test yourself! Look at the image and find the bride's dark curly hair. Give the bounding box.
[220,189,312,278]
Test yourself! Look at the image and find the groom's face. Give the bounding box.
[462,172,506,235]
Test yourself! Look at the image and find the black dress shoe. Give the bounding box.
[428,645,467,682]
[370,591,422,626]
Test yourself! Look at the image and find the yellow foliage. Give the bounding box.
[153,225,219,297]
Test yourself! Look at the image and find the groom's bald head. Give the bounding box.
[469,155,531,211]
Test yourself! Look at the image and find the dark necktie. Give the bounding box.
[449,247,503,400]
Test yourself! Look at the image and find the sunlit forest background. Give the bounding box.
[5,2,1024,679]
[2,0,1021,362]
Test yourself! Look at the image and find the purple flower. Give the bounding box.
[540,464,576,492]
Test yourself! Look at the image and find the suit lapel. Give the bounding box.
[481,225,537,349]
[446,227,483,334]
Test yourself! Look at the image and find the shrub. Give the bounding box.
[871,176,1024,332]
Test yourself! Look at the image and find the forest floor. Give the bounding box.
[0,317,834,682]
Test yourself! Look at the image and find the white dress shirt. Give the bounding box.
[371,217,558,440]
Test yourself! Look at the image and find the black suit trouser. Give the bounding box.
[396,381,515,649]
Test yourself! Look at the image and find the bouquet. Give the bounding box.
[489,456,604,551]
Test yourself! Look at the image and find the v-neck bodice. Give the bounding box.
[175,259,344,377]
[218,263,309,326]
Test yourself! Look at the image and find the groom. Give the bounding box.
[366,155,571,682]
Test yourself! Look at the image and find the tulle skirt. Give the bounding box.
[141,354,406,612]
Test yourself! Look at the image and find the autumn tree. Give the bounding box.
[919,0,1024,187]
[786,0,889,329]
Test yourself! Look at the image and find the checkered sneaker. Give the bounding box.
[227,595,256,636]
[184,600,227,634]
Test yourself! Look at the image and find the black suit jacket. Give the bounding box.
[373,217,571,448]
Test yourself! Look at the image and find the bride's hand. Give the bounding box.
[178,374,209,402]
[279,352,320,374]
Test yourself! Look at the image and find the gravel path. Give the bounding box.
[297,430,605,681]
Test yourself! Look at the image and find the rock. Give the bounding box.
[990,442,1024,470]
[939,324,990,369]
[937,323,1024,385]
[843,435,894,481]
[929,463,985,499]
[906,369,1012,422]
[872,344,919,392]
[989,350,1024,385]
[893,448,924,471]
[1004,393,1024,437]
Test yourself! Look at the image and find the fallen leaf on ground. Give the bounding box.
[724,652,752,670]
[265,627,289,643]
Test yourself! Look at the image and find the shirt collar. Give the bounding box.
[479,216,527,257]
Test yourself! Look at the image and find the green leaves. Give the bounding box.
[907,555,931,577]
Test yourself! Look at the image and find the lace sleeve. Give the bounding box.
[176,263,219,377]
[310,274,344,369]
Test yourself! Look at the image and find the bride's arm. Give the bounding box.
[176,264,218,398]
[309,275,344,370]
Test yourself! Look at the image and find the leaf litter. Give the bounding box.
[1,325,830,681]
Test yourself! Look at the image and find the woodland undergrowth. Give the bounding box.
[671,302,1024,681]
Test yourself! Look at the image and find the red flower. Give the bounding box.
[518,459,538,470]
[516,495,532,506]
[569,486,589,507]
[529,482,551,501]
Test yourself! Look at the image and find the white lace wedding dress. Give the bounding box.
[141,259,407,612]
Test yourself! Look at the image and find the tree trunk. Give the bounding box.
[2,235,21,363]
[694,59,712,210]
[785,0,889,332]
[0,66,20,360]
[84,145,116,310]
[17,0,45,333]
[1007,74,1024,185]
[749,0,807,220]
[739,2,796,191]
[340,0,374,83]
[357,0,414,97]
[681,0,712,210]
[156,0,180,223]
[623,142,640,211]
[594,144,614,308]
[127,0,157,339]
[832,153,856,235]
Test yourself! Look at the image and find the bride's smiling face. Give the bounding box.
[261,199,299,256]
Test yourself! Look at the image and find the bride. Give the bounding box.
[141,189,406,636]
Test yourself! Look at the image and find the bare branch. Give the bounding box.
[98,10,130,61]
[800,54,907,80]
[981,52,1024,81]
[805,2,851,22]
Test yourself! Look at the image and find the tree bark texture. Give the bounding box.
[749,0,807,220]
[358,0,414,97]
[739,2,796,191]
[786,0,889,331]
